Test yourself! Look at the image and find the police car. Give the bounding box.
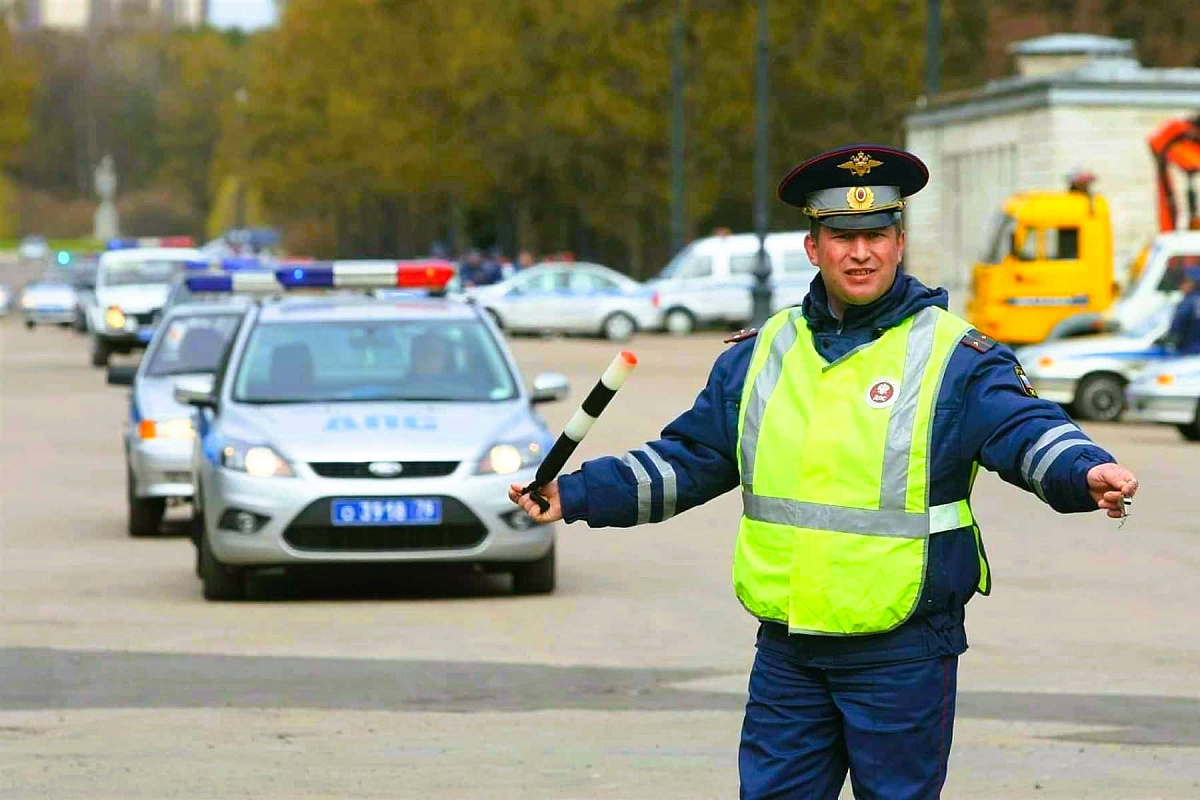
[174,263,567,600]
[107,300,248,536]
[1124,355,1200,441]
[1014,305,1175,421]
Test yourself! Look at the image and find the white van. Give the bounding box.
[650,231,817,334]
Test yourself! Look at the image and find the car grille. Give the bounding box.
[283,496,486,552]
[308,461,459,479]
[133,311,157,325]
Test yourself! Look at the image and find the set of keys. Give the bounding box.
[1119,496,1132,530]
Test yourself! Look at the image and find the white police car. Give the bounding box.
[1124,355,1200,441]
[175,263,567,600]
[1015,305,1175,421]
[108,301,247,536]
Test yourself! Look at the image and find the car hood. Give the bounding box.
[1018,332,1161,364]
[1129,355,1200,388]
[219,400,547,463]
[136,374,210,422]
[96,284,170,313]
[23,283,77,304]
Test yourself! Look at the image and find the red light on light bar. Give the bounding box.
[159,236,195,247]
[396,260,455,288]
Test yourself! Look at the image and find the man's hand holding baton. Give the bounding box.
[509,351,638,523]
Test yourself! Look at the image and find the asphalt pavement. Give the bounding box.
[1,311,1198,799]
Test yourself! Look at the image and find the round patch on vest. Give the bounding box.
[865,378,898,408]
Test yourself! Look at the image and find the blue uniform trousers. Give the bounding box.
[739,647,957,799]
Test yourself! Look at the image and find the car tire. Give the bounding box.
[664,308,695,336]
[73,312,88,333]
[1176,404,1200,441]
[199,532,246,601]
[24,319,34,330]
[1073,374,1125,422]
[601,312,636,342]
[90,338,111,368]
[127,467,165,537]
[512,544,555,595]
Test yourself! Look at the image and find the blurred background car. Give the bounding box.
[20,265,79,329]
[0,282,11,315]
[1015,304,1176,421]
[18,234,49,262]
[107,304,247,537]
[88,245,202,366]
[468,261,660,341]
[65,253,100,332]
[1124,355,1200,441]
[649,231,817,335]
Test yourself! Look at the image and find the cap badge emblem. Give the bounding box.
[838,151,883,177]
[368,461,403,477]
[847,186,875,211]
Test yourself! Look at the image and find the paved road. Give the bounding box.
[2,315,1198,798]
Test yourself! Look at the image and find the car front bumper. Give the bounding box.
[24,308,77,325]
[1027,375,1078,405]
[129,437,195,499]
[204,464,553,566]
[1124,389,1199,425]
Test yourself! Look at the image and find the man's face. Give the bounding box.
[803,224,905,311]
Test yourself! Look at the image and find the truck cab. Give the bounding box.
[968,190,1113,345]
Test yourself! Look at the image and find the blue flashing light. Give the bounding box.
[107,238,132,250]
[185,274,234,292]
[56,251,71,266]
[184,259,210,271]
[275,266,335,288]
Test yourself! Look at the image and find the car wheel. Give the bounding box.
[24,319,34,330]
[1073,374,1125,422]
[90,338,111,367]
[73,313,87,333]
[199,532,246,601]
[664,308,695,336]
[127,467,165,537]
[602,312,636,342]
[512,544,556,595]
[1176,403,1200,441]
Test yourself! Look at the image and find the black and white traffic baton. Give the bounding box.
[520,350,639,513]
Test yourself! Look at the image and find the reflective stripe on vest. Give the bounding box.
[733,305,983,635]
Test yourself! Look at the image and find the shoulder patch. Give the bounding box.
[960,329,997,354]
[1013,364,1037,397]
[724,328,759,344]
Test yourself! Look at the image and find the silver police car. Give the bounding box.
[1125,355,1200,441]
[1014,306,1175,421]
[108,303,246,536]
[177,292,567,600]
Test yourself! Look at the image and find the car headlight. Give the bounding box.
[105,306,126,329]
[21,294,35,309]
[476,436,545,475]
[220,440,294,478]
[138,417,194,440]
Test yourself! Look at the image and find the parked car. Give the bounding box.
[18,234,49,261]
[468,262,661,341]
[1124,355,1200,441]
[650,231,818,335]
[19,267,79,329]
[0,283,11,315]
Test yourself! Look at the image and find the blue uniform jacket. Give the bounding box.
[1168,289,1200,355]
[557,272,1115,667]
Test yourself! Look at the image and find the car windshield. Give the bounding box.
[102,259,185,287]
[233,319,517,404]
[655,243,696,279]
[38,268,73,285]
[980,213,1018,264]
[146,314,242,376]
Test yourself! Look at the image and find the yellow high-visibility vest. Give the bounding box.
[734,305,988,635]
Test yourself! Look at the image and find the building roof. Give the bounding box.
[909,36,1200,129]
[1006,33,1134,57]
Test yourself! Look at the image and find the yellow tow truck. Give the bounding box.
[967,181,1115,345]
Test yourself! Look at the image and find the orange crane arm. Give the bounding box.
[1148,116,1200,231]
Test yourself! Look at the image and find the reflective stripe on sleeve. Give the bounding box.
[621,451,653,525]
[637,444,678,520]
[1020,422,1079,487]
[1030,439,1091,500]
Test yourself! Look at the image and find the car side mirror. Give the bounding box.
[106,364,137,386]
[174,375,217,408]
[531,372,570,404]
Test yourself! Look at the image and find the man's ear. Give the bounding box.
[804,226,820,265]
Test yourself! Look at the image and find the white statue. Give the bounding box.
[93,155,120,240]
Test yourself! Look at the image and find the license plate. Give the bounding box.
[331,498,442,526]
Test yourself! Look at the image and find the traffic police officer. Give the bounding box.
[509,144,1140,799]
[1166,265,1200,354]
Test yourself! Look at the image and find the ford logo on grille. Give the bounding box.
[367,461,403,478]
